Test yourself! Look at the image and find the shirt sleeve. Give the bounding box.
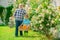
[13,10,17,17]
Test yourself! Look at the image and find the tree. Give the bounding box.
[5,5,13,25]
[0,6,4,22]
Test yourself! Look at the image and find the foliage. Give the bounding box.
[29,0,60,38]
[5,5,13,25]
[16,0,27,7]
[0,6,5,21]
[0,5,13,25]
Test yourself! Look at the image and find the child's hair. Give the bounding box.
[26,14,28,17]
[25,14,29,18]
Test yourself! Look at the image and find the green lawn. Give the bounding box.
[0,26,48,40]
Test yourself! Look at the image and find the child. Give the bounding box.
[23,14,30,35]
[19,14,30,35]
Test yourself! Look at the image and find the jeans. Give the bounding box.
[15,20,23,36]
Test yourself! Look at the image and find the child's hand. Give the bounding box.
[19,25,23,31]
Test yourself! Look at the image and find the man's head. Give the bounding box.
[19,4,24,9]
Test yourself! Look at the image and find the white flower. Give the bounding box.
[40,24,43,27]
[51,20,54,24]
[49,16,51,20]
[40,13,44,18]
[41,19,44,22]
[59,13,60,16]
[57,16,59,18]
[52,14,55,17]
[42,9,46,12]
[36,8,39,12]
[39,21,42,23]
[36,21,38,23]
[36,17,39,20]
[55,19,57,21]
[39,20,43,23]
[46,10,49,13]
[59,19,60,21]
[38,15,41,17]
[49,12,52,14]
[48,6,51,8]
[39,26,43,30]
[46,23,49,26]
[30,23,33,25]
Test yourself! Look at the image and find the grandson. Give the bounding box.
[19,14,30,35]
[23,14,30,35]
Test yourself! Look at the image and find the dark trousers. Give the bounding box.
[24,31,28,33]
[15,20,23,36]
[24,31,28,35]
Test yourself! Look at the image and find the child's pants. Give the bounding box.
[15,20,23,36]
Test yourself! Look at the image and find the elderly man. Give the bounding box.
[14,4,26,37]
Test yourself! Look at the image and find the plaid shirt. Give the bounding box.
[14,9,26,20]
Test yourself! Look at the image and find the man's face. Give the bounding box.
[19,5,23,8]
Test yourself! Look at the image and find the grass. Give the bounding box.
[0,26,48,40]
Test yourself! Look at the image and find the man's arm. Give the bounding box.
[12,9,17,19]
[13,9,18,17]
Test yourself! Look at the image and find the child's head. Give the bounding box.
[24,14,29,19]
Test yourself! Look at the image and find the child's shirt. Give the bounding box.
[23,18,30,25]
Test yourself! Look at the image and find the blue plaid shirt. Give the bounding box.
[14,9,26,20]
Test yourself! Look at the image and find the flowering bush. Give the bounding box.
[29,0,60,38]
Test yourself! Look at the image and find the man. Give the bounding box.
[14,4,26,37]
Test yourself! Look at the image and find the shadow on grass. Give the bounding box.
[16,36,41,38]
